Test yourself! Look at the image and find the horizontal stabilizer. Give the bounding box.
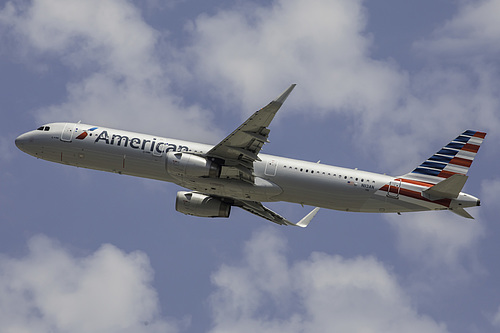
[293,207,320,228]
[423,174,468,200]
[450,207,474,219]
[237,200,319,227]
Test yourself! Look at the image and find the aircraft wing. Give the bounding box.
[205,84,296,182]
[235,199,319,227]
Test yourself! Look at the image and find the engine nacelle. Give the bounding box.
[175,191,231,218]
[166,152,220,179]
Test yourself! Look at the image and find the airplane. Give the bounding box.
[15,84,486,227]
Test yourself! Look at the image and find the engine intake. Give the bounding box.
[175,191,231,218]
[166,152,220,179]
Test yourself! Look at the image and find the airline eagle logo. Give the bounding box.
[75,127,98,140]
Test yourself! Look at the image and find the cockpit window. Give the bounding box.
[37,126,44,131]
[44,126,50,131]
[37,126,51,131]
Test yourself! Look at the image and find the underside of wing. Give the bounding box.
[205,84,296,183]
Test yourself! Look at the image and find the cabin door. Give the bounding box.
[61,123,75,142]
[264,159,278,176]
[387,179,401,199]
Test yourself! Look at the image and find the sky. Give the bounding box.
[1,0,500,332]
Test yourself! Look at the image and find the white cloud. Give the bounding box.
[182,0,499,172]
[208,228,448,333]
[186,0,406,115]
[480,178,500,209]
[0,235,178,333]
[0,0,220,142]
[492,306,500,328]
[182,0,418,169]
[3,0,499,167]
[403,0,500,157]
[384,211,487,311]
[379,0,500,291]
[1,0,159,80]
[387,212,483,271]
[414,0,500,60]
[36,72,219,141]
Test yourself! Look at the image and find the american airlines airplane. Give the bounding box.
[15,85,486,227]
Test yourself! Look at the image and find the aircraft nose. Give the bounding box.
[15,132,34,151]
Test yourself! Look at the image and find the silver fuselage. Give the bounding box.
[15,122,479,215]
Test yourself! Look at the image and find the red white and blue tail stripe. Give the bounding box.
[402,130,487,185]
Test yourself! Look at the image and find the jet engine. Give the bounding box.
[175,191,231,218]
[166,152,220,179]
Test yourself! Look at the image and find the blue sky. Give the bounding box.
[1,0,500,332]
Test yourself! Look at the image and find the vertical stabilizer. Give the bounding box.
[402,130,486,185]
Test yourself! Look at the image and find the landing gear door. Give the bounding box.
[61,123,75,142]
[387,179,401,199]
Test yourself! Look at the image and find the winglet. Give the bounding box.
[274,84,296,105]
[289,207,320,228]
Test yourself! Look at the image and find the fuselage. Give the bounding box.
[15,122,480,215]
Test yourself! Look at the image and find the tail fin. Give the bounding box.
[402,130,486,185]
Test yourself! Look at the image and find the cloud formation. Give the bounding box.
[186,0,406,115]
[0,0,220,142]
[183,0,500,173]
[2,0,498,168]
[0,235,177,333]
[493,306,500,328]
[414,0,500,61]
[208,229,448,333]
[386,212,484,290]
[1,0,499,332]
